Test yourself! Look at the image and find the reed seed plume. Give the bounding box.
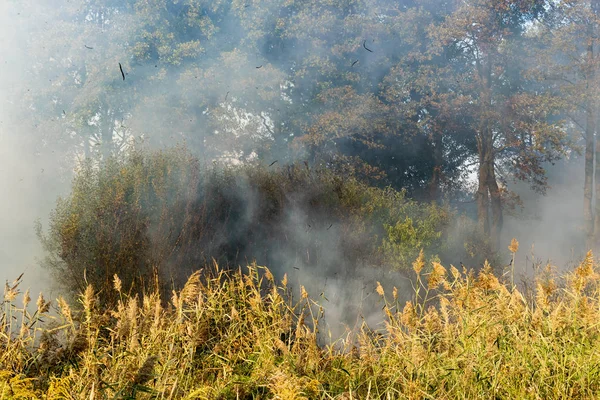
[113,275,122,293]
[413,249,425,275]
[427,262,446,289]
[36,293,50,314]
[4,282,17,303]
[508,238,519,254]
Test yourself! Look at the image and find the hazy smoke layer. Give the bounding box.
[0,2,55,298]
[503,158,587,276]
[0,0,591,337]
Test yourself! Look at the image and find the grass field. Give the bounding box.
[3,245,600,399]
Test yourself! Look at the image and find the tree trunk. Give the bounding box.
[476,138,492,240]
[477,140,501,252]
[585,114,594,250]
[586,9,596,250]
[488,162,503,251]
[429,130,443,202]
[591,108,600,251]
[475,54,502,252]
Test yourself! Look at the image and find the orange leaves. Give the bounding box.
[304,86,391,151]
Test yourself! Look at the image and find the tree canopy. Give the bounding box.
[19,0,592,256]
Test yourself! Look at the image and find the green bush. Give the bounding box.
[38,147,453,305]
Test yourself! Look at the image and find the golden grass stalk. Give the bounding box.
[4,251,600,398]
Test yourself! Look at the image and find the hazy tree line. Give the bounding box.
[14,0,600,257]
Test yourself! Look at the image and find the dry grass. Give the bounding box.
[3,249,600,399]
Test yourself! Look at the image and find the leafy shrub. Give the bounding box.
[38,146,451,305]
